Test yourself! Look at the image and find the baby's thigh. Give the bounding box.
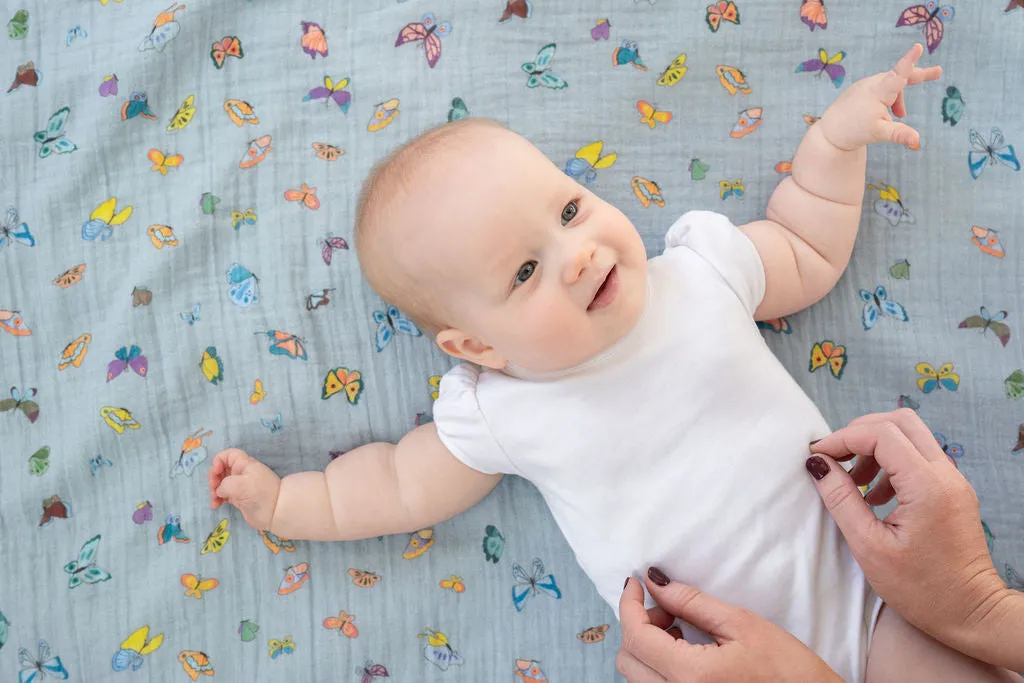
[865,605,1019,683]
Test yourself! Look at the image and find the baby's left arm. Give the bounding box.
[740,44,941,321]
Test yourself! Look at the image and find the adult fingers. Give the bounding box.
[849,455,881,487]
[621,577,655,630]
[806,452,887,551]
[647,605,677,631]
[811,413,931,481]
[644,571,738,641]
[863,471,895,507]
[616,650,668,683]
[841,409,948,464]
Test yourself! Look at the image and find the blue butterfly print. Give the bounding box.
[859,285,908,330]
[260,413,283,433]
[65,25,87,47]
[373,305,422,352]
[226,263,259,307]
[932,432,963,460]
[1,207,35,250]
[18,639,70,683]
[34,107,78,159]
[88,454,113,476]
[512,557,562,612]
[179,303,200,325]
[968,128,1021,179]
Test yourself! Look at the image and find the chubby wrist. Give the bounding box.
[816,111,860,152]
[265,477,283,534]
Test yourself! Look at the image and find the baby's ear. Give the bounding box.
[435,328,507,370]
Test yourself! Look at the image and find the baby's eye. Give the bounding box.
[561,200,578,226]
[513,260,537,288]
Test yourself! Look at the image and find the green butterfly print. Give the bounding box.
[7,10,28,40]
[1006,370,1024,400]
[28,446,49,476]
[64,535,112,589]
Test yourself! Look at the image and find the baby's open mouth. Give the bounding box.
[587,265,618,312]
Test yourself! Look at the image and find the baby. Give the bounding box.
[208,45,1014,681]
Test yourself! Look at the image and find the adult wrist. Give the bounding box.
[953,584,1024,672]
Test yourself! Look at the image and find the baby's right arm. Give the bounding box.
[208,424,502,542]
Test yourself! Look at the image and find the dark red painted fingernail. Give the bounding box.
[666,626,684,640]
[624,577,630,590]
[806,456,830,480]
[648,567,669,587]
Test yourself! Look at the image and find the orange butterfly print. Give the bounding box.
[312,143,344,161]
[809,340,847,379]
[53,264,86,288]
[706,1,740,31]
[800,0,827,30]
[348,568,381,588]
[283,184,320,210]
[148,149,183,175]
[637,101,672,128]
[439,575,466,593]
[181,573,219,599]
[300,21,328,59]
[322,611,358,638]
[211,36,243,69]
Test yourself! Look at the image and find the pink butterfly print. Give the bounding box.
[318,233,349,265]
[395,12,451,68]
[896,1,954,54]
[106,344,148,381]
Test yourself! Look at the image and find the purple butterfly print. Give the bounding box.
[98,74,118,97]
[106,345,148,381]
[303,77,351,113]
[591,18,611,40]
[795,49,846,88]
[356,661,389,683]
[318,233,349,265]
[132,501,153,525]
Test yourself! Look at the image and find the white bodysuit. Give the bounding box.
[433,211,884,682]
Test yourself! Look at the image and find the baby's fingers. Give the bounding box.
[215,474,246,505]
[878,120,920,150]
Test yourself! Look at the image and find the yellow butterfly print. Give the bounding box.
[656,53,687,86]
[428,375,441,401]
[200,519,229,555]
[915,362,960,393]
[167,95,195,131]
[250,379,267,404]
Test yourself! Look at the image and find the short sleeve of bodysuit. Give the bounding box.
[662,210,767,316]
[432,363,517,476]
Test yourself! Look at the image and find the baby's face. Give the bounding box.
[420,128,648,373]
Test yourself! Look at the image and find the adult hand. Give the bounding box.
[617,570,844,682]
[808,408,1019,670]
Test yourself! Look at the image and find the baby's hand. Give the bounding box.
[208,448,281,531]
[819,43,941,152]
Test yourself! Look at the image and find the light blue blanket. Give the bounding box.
[1,1,1022,681]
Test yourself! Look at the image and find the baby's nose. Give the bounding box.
[564,241,597,284]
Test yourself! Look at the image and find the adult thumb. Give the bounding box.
[645,571,744,639]
[805,454,881,554]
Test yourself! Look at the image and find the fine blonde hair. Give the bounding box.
[354,117,508,335]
